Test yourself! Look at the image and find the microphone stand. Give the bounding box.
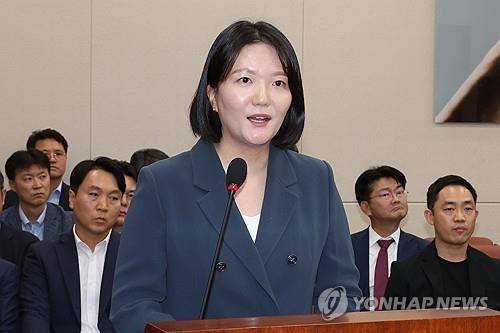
[199,184,238,319]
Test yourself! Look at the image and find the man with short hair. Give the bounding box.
[351,166,428,310]
[21,157,125,332]
[114,161,137,233]
[129,148,168,174]
[385,175,500,310]
[0,170,39,271]
[3,128,71,211]
[0,150,73,241]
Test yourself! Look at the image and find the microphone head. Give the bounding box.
[226,158,247,191]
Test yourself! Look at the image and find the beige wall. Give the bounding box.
[1,0,498,242]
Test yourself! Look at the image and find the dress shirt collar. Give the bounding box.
[54,180,63,193]
[18,204,47,226]
[48,180,63,205]
[369,225,400,248]
[73,224,111,253]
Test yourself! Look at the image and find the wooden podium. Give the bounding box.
[145,309,499,333]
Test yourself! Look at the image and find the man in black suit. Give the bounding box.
[0,170,38,274]
[385,175,500,310]
[0,221,38,271]
[351,166,428,310]
[0,258,18,332]
[20,157,125,332]
[0,150,73,241]
[3,128,71,211]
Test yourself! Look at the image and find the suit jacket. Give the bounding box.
[351,227,429,299]
[0,258,19,332]
[3,182,71,211]
[20,230,120,333]
[0,203,73,241]
[111,139,362,332]
[0,221,39,272]
[385,241,500,310]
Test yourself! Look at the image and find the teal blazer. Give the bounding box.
[111,140,361,332]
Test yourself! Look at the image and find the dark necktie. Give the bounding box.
[374,238,394,310]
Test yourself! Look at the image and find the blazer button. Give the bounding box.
[216,261,226,272]
[287,255,298,265]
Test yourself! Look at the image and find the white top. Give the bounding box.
[73,225,111,333]
[241,213,260,243]
[368,226,400,309]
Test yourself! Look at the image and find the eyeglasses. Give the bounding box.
[370,188,408,201]
[42,150,66,159]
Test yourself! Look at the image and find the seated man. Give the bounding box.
[385,175,500,310]
[0,150,73,241]
[351,166,428,310]
[1,169,39,272]
[114,161,137,233]
[20,157,125,332]
[129,148,168,173]
[0,258,18,332]
[3,128,71,211]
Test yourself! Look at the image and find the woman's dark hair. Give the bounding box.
[129,148,169,173]
[70,157,125,194]
[5,149,51,181]
[189,20,305,150]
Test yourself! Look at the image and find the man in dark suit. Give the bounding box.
[0,150,73,241]
[351,166,428,310]
[20,157,125,333]
[385,175,500,310]
[0,258,18,332]
[1,170,38,275]
[3,128,71,211]
[0,221,38,270]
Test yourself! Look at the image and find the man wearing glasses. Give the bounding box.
[3,128,71,211]
[351,166,428,310]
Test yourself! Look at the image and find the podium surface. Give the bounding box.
[145,309,499,333]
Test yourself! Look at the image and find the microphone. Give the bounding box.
[226,157,247,192]
[199,158,247,319]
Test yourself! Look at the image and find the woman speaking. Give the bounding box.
[111,20,361,332]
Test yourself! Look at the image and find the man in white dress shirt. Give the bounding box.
[350,166,428,310]
[20,157,125,333]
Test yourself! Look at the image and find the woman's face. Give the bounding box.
[208,43,292,149]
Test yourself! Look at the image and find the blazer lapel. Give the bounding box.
[355,229,370,298]
[397,230,414,261]
[193,140,279,309]
[98,231,120,319]
[420,242,445,297]
[0,223,15,261]
[60,182,71,211]
[8,206,23,231]
[55,232,81,321]
[467,246,486,297]
[43,204,59,240]
[255,145,298,265]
